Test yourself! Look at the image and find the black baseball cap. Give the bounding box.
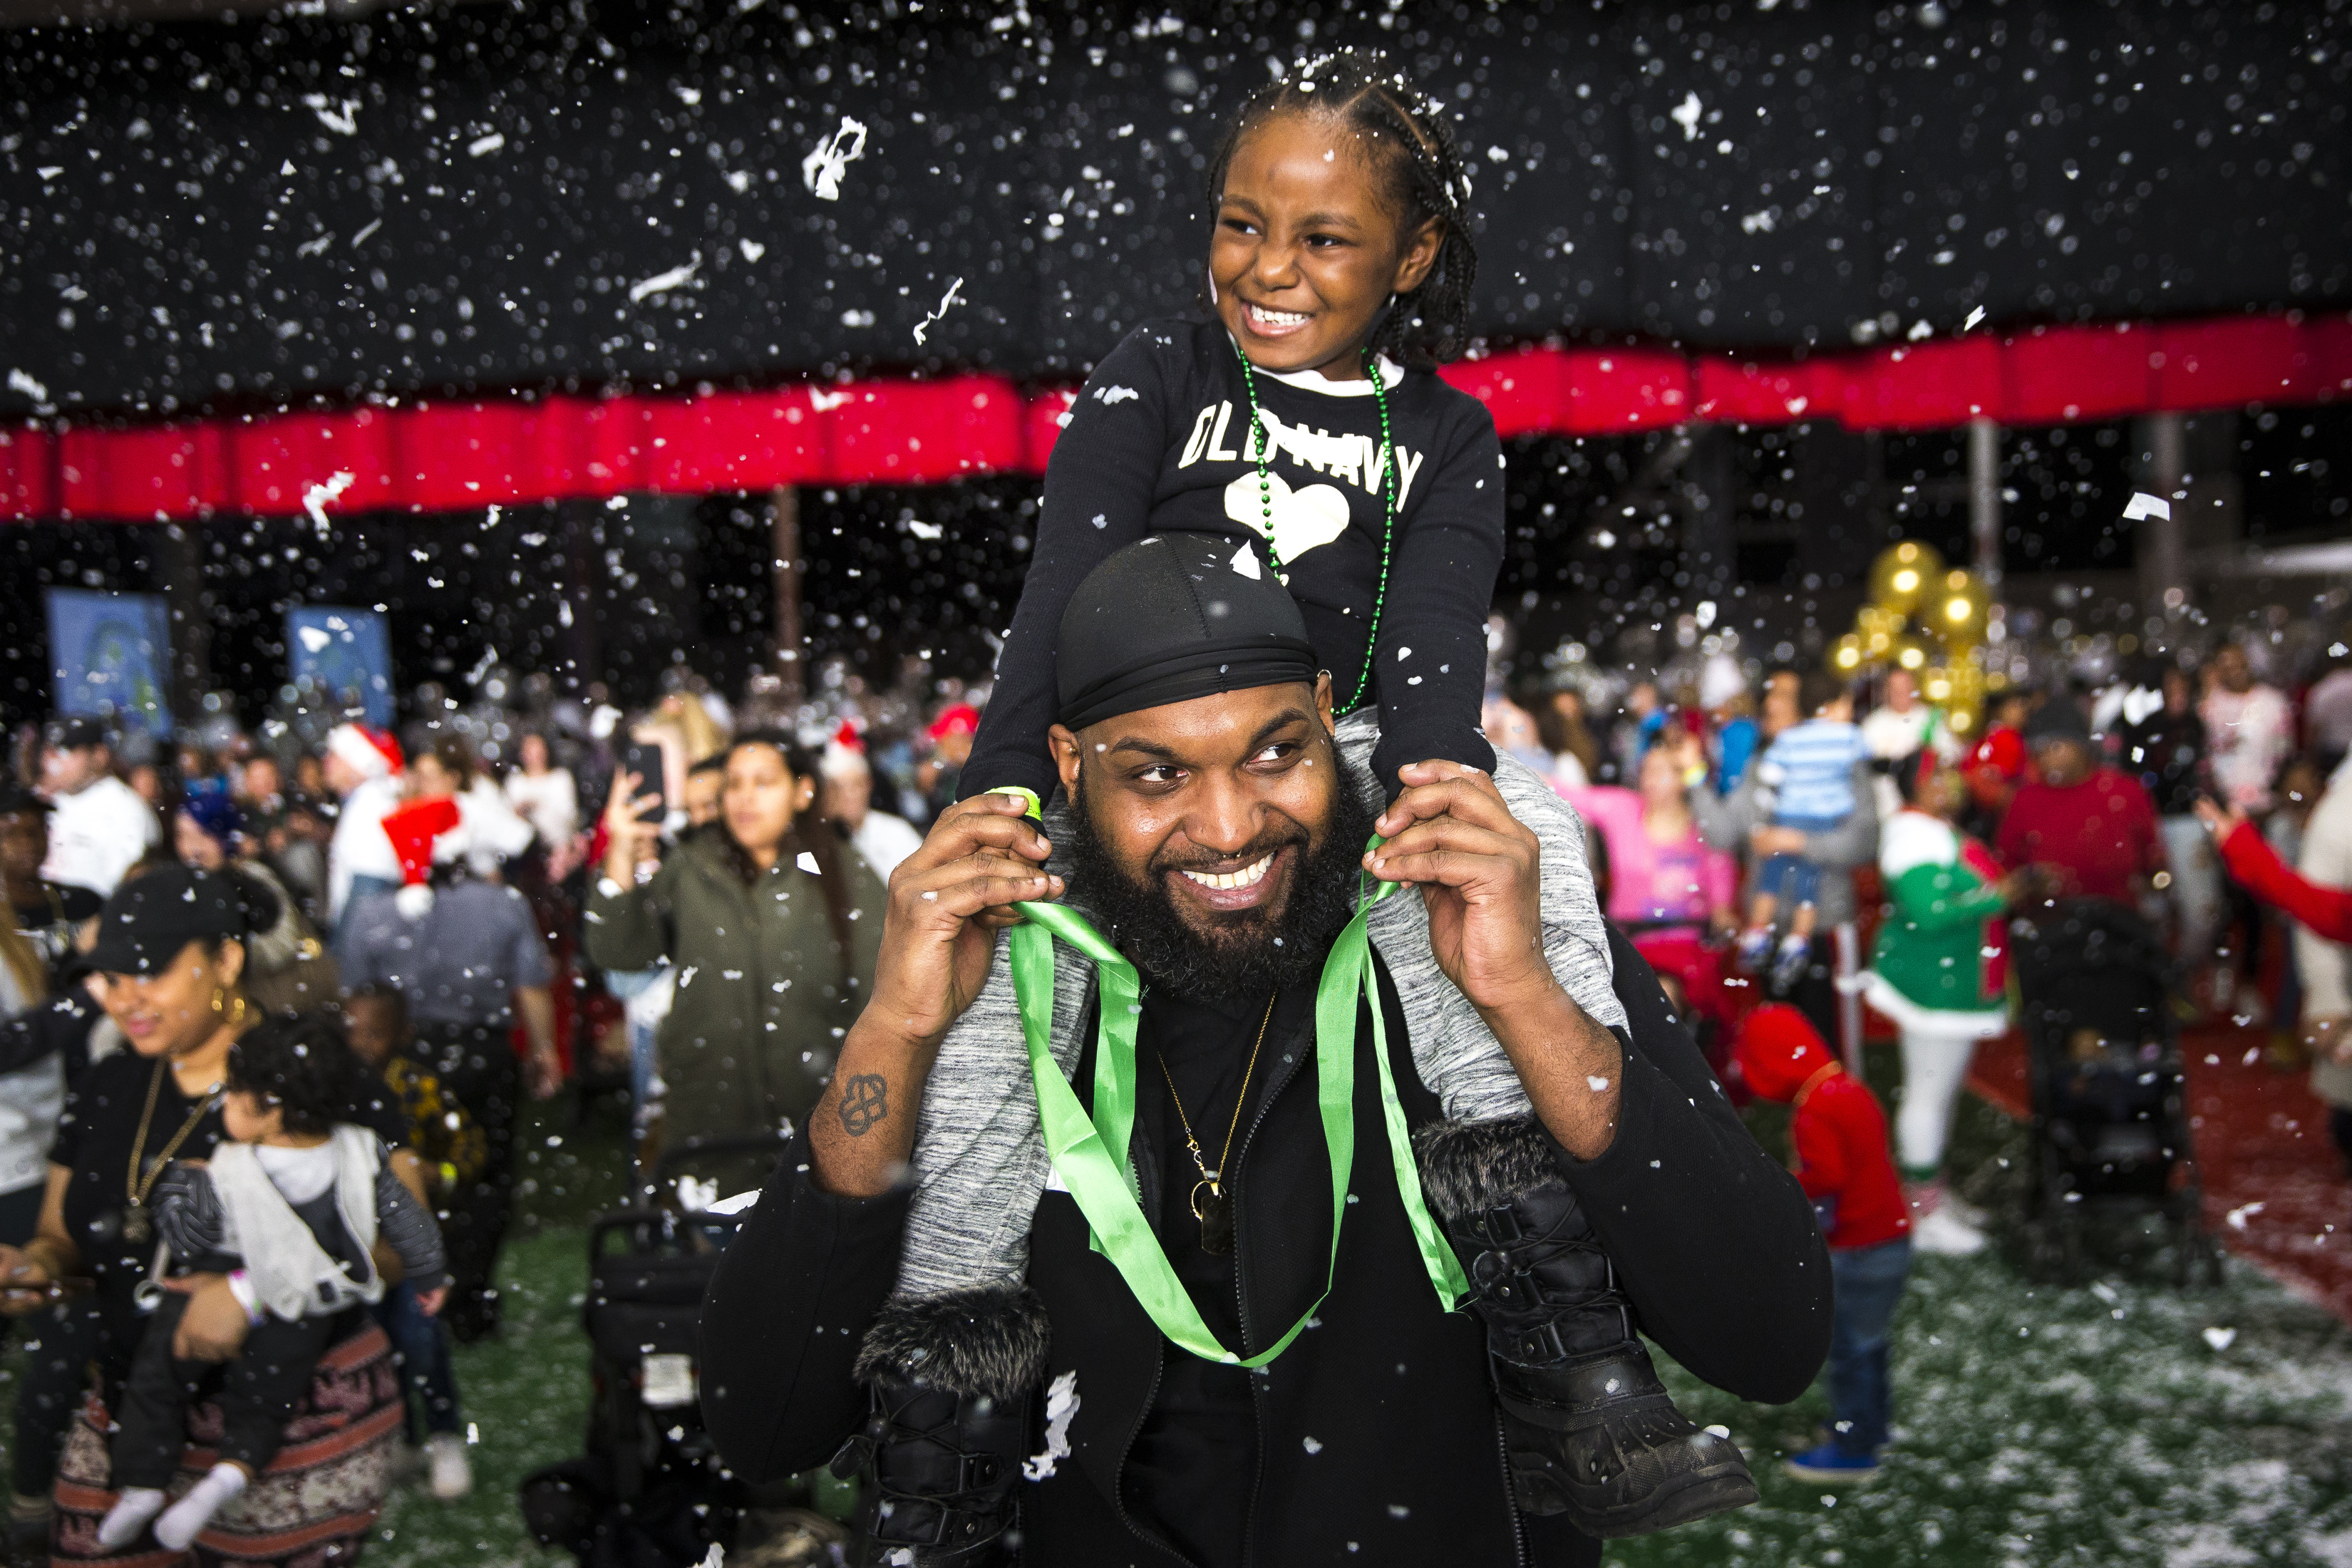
[2023,698,2092,746]
[45,716,108,752]
[86,866,264,977]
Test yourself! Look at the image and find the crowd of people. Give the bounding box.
[0,656,979,1566]
[0,620,2336,1556]
[1487,640,2352,1245]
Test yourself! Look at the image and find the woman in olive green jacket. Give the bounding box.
[588,731,886,1157]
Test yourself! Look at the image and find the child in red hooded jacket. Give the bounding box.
[1734,1004,1912,1482]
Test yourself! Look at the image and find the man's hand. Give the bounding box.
[1369,761,1623,1160]
[808,793,1061,1197]
[162,1274,252,1361]
[1368,761,1552,1013]
[417,1285,448,1316]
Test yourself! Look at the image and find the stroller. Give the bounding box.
[2008,899,2224,1287]
[520,1134,800,1568]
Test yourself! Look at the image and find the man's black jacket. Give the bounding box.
[700,927,1831,1567]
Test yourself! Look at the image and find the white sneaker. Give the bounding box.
[1910,1202,1988,1257]
[1939,1189,1989,1228]
[425,1433,473,1501]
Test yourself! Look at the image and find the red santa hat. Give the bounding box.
[326,723,403,781]
[820,718,867,779]
[380,796,462,918]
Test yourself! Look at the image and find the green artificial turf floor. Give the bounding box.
[5,1064,2349,1566]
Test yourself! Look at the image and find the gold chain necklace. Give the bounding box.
[122,1057,221,1246]
[1155,992,1276,1257]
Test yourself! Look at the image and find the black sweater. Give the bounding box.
[700,929,1832,1568]
[963,316,1505,804]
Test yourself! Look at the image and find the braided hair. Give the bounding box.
[1203,48,1480,368]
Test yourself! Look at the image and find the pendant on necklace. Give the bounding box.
[1190,1179,1234,1256]
[120,1204,150,1246]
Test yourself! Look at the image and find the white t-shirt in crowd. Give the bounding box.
[41,775,158,897]
[460,778,539,872]
[2202,683,2295,813]
[504,766,580,849]
[1860,702,1935,762]
[851,811,924,882]
[0,958,63,1197]
[329,775,405,921]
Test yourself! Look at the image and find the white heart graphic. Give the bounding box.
[1224,470,1350,564]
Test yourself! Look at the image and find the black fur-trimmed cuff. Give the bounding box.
[854,1286,1052,1400]
[1413,1115,1563,1221]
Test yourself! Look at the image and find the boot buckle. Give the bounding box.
[1506,1320,1567,1365]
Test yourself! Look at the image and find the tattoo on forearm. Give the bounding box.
[838,1074,889,1137]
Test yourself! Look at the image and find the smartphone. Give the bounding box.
[620,743,666,824]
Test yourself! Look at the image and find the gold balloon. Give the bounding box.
[1889,634,1933,673]
[1932,569,1992,647]
[1856,605,1903,657]
[1868,541,1946,617]
[1943,652,1987,739]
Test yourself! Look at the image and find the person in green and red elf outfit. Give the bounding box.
[1847,755,2038,1257]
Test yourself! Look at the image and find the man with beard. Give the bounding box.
[702,535,1830,1567]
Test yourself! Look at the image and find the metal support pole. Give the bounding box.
[771,485,805,706]
[558,498,604,695]
[1681,424,1736,602]
[1967,417,2002,587]
[153,522,212,726]
[2140,413,2189,616]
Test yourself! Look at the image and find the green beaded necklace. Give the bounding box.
[1232,340,1398,714]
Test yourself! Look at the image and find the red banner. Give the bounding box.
[7,311,2347,524]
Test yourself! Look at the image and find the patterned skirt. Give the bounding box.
[51,1319,403,1567]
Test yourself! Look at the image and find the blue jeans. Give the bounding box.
[1827,1237,1911,1455]
[1758,812,1845,912]
[371,1279,463,1438]
[601,966,666,1124]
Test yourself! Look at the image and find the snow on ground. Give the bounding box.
[2,1095,2341,1566]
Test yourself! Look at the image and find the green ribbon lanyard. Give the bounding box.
[1008,845,1468,1368]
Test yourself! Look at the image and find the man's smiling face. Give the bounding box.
[1048,672,1373,1001]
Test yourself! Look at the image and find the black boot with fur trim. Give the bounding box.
[830,1286,1049,1566]
[1418,1117,1758,1539]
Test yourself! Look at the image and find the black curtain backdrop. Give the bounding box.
[1,0,2345,418]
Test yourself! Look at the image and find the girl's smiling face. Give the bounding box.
[1210,112,1442,380]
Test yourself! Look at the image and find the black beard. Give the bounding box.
[1061,746,1379,1008]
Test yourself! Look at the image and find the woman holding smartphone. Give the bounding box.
[587,731,887,1177]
